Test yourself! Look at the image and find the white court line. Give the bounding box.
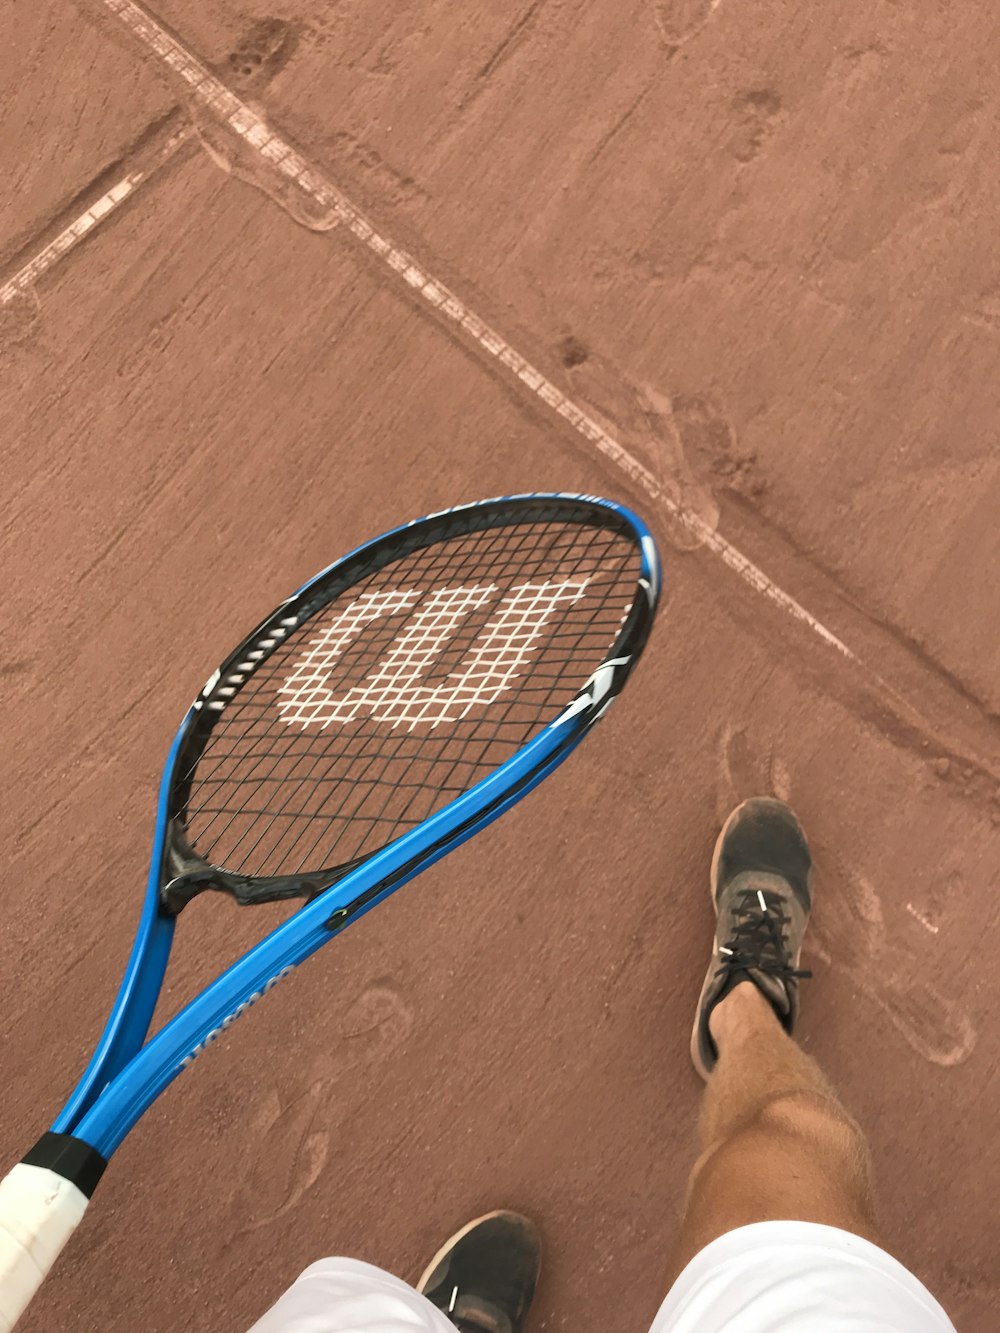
[94,0,856,661]
[0,125,191,308]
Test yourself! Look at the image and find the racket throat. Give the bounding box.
[159,820,359,915]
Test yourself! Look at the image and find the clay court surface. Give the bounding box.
[2,1,998,1328]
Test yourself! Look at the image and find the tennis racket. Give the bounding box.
[0,493,659,1330]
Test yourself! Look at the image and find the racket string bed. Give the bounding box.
[175,513,641,896]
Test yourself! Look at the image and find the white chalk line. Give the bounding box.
[0,124,191,309]
[28,0,852,667]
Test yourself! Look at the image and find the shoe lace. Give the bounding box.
[716,887,812,983]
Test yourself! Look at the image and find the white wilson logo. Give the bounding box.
[180,965,295,1069]
[277,578,589,730]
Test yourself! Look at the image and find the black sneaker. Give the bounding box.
[416,1211,540,1332]
[691,797,813,1079]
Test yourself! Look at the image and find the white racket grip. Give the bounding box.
[0,1164,88,1332]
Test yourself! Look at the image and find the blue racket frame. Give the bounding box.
[51,494,660,1160]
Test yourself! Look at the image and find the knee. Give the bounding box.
[692,1091,871,1196]
[692,1089,875,1209]
[757,1090,866,1152]
[756,1090,875,1195]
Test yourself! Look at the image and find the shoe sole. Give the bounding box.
[415,1210,537,1296]
[689,798,808,1081]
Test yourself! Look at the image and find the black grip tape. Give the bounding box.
[22,1133,108,1199]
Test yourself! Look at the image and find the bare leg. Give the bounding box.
[668,981,881,1284]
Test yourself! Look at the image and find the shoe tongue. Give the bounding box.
[746,967,791,1016]
[726,871,795,1017]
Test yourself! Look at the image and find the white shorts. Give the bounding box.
[247,1221,956,1332]
[648,1222,955,1332]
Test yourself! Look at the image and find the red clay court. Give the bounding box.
[2,2,998,1329]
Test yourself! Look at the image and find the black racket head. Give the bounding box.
[160,496,658,913]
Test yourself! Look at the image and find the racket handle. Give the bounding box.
[0,1135,105,1331]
